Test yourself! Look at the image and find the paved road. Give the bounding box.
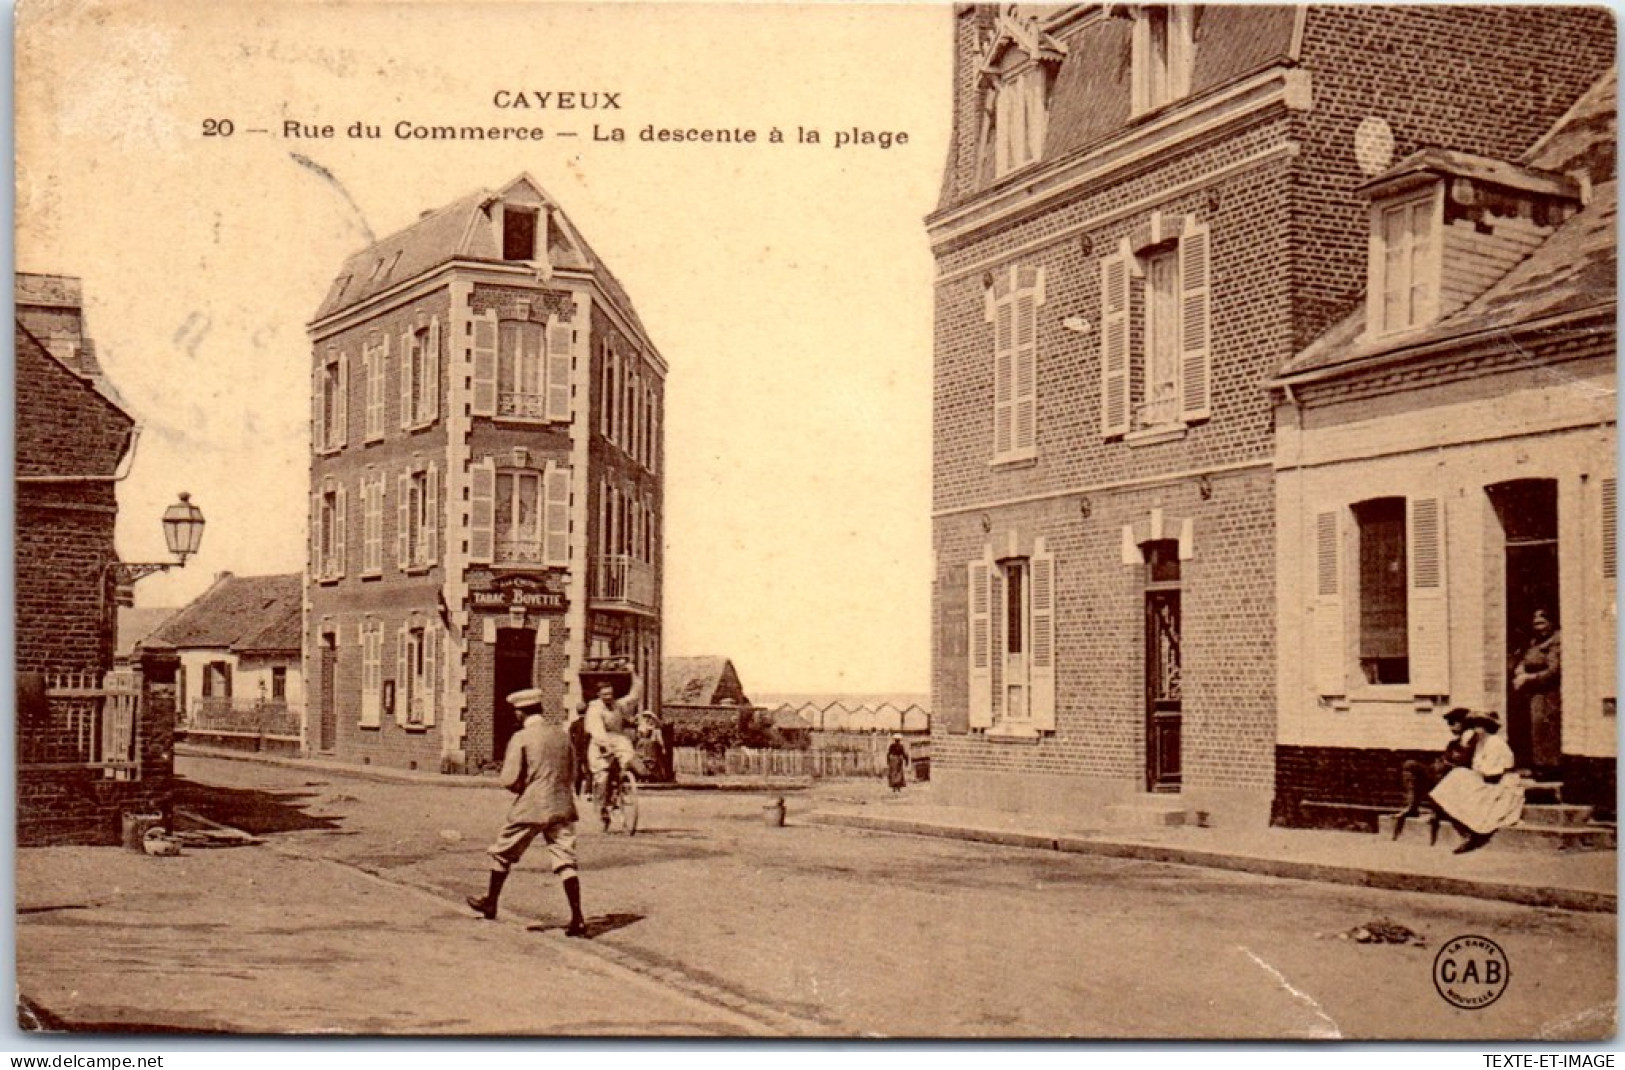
[18,755,1616,1038]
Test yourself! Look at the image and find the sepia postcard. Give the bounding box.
[12,0,1619,1042]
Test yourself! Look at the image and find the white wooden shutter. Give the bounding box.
[992,297,1014,458]
[1030,546,1056,731]
[1013,287,1038,455]
[1407,496,1449,695]
[1312,509,1345,695]
[310,491,321,577]
[360,344,374,440]
[1601,477,1617,703]
[542,464,571,567]
[425,462,440,566]
[395,625,409,726]
[968,555,994,728]
[426,316,441,423]
[546,321,572,422]
[471,312,497,417]
[424,624,439,728]
[335,350,349,447]
[361,474,377,574]
[470,457,496,564]
[397,471,410,570]
[1178,224,1212,422]
[1100,254,1131,437]
[312,359,325,454]
[377,334,391,435]
[360,623,380,727]
[400,328,414,429]
[333,482,348,579]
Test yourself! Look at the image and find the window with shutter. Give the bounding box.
[1130,6,1193,116]
[1312,509,1346,695]
[396,471,410,571]
[423,624,439,728]
[395,625,409,727]
[335,350,349,449]
[1100,254,1131,437]
[1178,225,1212,422]
[968,555,994,729]
[312,361,324,456]
[1406,496,1448,695]
[987,265,1043,464]
[425,462,440,566]
[545,464,571,567]
[426,316,441,423]
[469,457,496,564]
[547,322,572,422]
[362,470,383,576]
[472,313,498,417]
[360,620,382,727]
[1030,545,1056,731]
[333,482,348,580]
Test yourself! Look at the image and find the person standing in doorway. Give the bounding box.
[468,688,587,937]
[1512,609,1562,779]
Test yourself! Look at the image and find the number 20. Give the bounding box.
[202,119,234,137]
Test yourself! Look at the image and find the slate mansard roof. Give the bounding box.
[311,173,651,346]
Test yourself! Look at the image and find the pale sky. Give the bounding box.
[15,1,951,695]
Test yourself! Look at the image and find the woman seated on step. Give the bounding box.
[1428,709,1525,855]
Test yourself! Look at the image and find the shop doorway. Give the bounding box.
[1488,479,1560,768]
[493,627,536,763]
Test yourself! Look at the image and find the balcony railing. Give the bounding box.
[590,554,657,612]
[495,536,546,566]
[498,391,547,420]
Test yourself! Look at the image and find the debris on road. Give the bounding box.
[1323,919,1427,946]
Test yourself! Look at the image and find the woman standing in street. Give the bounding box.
[885,734,910,794]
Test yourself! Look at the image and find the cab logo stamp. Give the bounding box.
[1434,935,1510,1009]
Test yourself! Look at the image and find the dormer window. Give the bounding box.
[1360,148,1581,340]
[503,206,539,261]
[1130,6,1194,117]
[1371,190,1440,337]
[979,7,1066,180]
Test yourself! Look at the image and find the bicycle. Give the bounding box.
[597,755,639,836]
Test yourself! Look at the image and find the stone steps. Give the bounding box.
[1377,804,1616,852]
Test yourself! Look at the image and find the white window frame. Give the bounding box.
[363,334,387,442]
[361,468,385,577]
[1131,6,1194,117]
[313,478,346,583]
[396,620,438,729]
[1368,188,1442,338]
[315,347,347,454]
[400,315,440,431]
[1100,218,1212,441]
[498,318,546,420]
[495,467,545,565]
[397,460,439,573]
[967,540,1056,736]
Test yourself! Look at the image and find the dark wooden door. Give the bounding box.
[1145,583,1182,792]
[319,640,338,752]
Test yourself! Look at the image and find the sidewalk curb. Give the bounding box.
[805,810,1617,914]
[177,743,811,794]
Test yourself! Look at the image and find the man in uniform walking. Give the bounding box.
[467,687,587,937]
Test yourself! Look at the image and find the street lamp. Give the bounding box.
[108,491,207,590]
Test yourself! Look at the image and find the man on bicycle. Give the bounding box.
[584,666,642,823]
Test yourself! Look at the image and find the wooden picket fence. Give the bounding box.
[20,670,141,777]
[672,743,929,780]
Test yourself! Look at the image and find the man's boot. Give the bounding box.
[467,870,507,920]
[562,876,587,938]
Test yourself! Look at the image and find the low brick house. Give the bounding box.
[306,174,665,774]
[16,273,174,845]
[1271,70,1617,826]
[928,6,1612,825]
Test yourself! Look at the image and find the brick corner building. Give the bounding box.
[306,174,665,774]
[16,272,175,845]
[928,6,1613,826]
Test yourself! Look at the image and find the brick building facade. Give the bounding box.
[16,273,176,844]
[928,6,1612,825]
[306,175,664,774]
[1272,70,1617,826]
